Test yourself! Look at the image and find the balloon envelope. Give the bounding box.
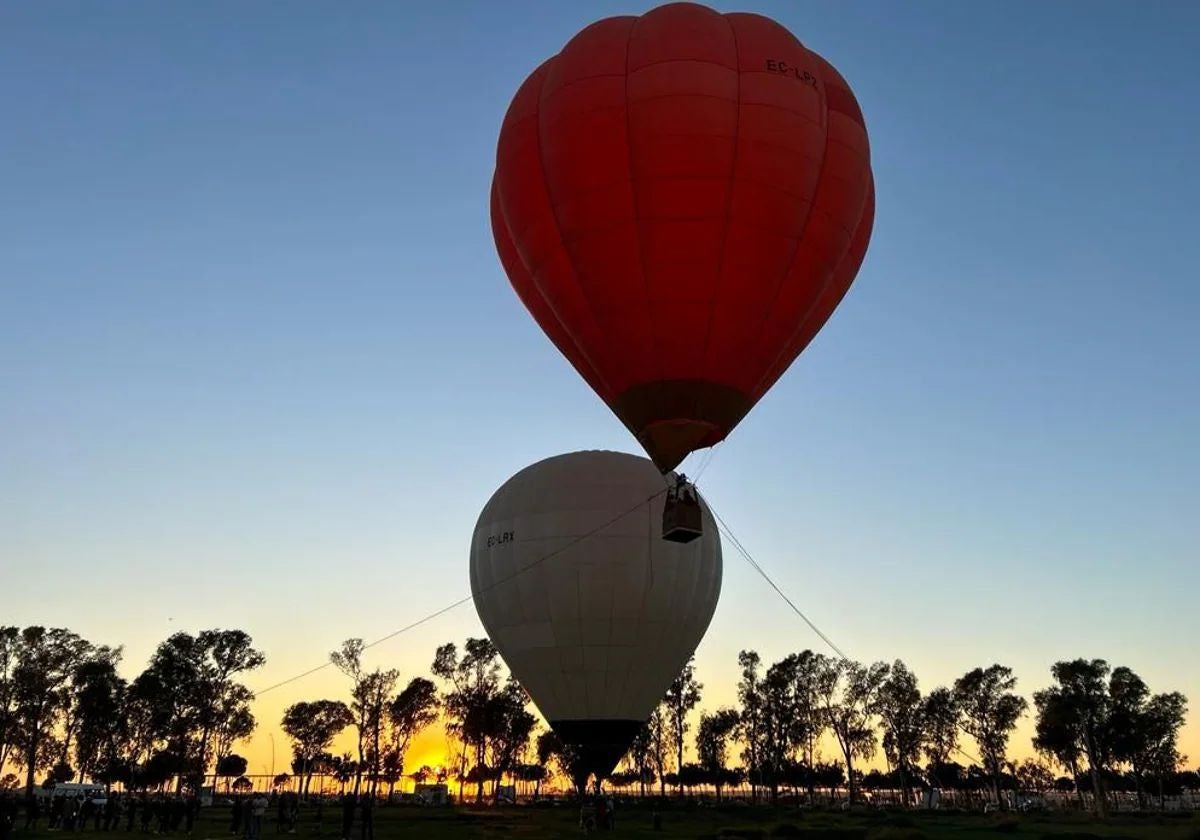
[491,1,875,472]
[470,450,722,780]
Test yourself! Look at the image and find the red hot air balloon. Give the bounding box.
[491,1,875,474]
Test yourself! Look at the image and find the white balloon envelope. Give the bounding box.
[469,450,722,781]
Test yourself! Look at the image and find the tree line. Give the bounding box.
[0,626,262,797]
[1,625,1192,815]
[612,653,1190,816]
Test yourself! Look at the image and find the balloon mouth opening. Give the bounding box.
[608,380,753,472]
[549,719,644,785]
[639,420,720,473]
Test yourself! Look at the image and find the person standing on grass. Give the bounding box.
[230,797,243,836]
[339,794,355,840]
[248,793,267,840]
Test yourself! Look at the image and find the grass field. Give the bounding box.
[19,804,1199,840]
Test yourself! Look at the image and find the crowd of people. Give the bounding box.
[0,792,201,840]
[579,792,617,832]
[0,787,404,840]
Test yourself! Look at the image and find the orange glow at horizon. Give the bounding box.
[236,687,1200,789]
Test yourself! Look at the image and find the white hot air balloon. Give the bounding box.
[469,450,722,786]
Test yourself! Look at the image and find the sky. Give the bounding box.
[3,0,1198,781]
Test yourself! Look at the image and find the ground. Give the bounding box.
[17,804,1200,840]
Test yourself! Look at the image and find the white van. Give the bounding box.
[37,782,107,806]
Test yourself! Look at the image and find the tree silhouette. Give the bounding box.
[0,619,1193,813]
[1104,666,1188,809]
[281,700,353,798]
[216,754,248,792]
[790,651,826,802]
[1138,692,1188,808]
[735,650,765,801]
[759,655,799,803]
[482,680,535,800]
[331,637,400,808]
[1035,659,1114,815]
[123,629,262,791]
[0,627,19,774]
[875,660,926,807]
[194,630,265,784]
[646,706,669,796]
[11,627,92,794]
[626,719,654,797]
[386,677,439,793]
[663,657,702,795]
[70,653,126,783]
[816,657,888,806]
[535,730,578,794]
[921,686,959,791]
[955,664,1027,808]
[1015,757,1055,793]
[431,638,501,803]
[696,708,739,801]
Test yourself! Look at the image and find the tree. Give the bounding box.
[386,677,438,793]
[329,752,356,793]
[1104,666,1188,810]
[129,629,263,790]
[70,654,127,782]
[1015,758,1055,793]
[330,640,369,795]
[662,657,701,795]
[788,651,826,802]
[511,762,546,798]
[211,685,256,764]
[753,652,826,803]
[129,635,203,776]
[921,687,959,790]
[1033,681,1088,802]
[193,630,265,781]
[10,627,92,794]
[874,660,925,807]
[431,638,502,803]
[1138,692,1188,809]
[626,720,654,797]
[758,655,798,802]
[735,651,765,801]
[216,754,248,792]
[696,709,739,800]
[954,665,1027,808]
[140,748,185,790]
[330,639,399,805]
[535,730,571,793]
[1037,659,1114,815]
[48,760,75,785]
[815,657,888,806]
[0,627,20,774]
[646,705,670,797]
[482,680,535,800]
[378,749,405,798]
[281,700,354,798]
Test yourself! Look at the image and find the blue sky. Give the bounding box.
[3,0,1197,766]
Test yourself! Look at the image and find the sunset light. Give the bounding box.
[3,1,1198,838]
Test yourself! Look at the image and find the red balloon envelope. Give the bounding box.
[491,1,875,472]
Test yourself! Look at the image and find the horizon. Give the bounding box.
[2,616,1194,788]
[3,0,1198,793]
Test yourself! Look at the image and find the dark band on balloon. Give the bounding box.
[549,718,645,782]
[609,379,753,472]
